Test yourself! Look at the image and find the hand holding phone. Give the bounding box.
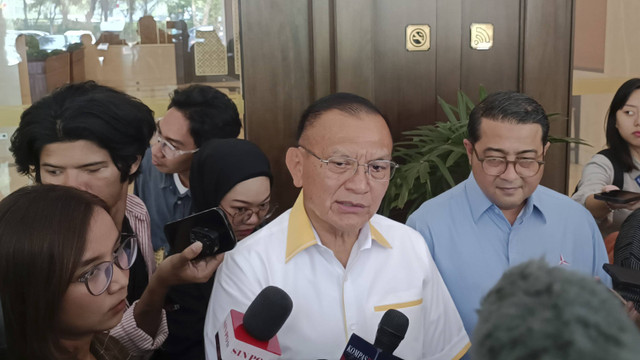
[164,207,237,260]
[594,190,640,205]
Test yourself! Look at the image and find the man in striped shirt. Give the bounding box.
[10,81,224,356]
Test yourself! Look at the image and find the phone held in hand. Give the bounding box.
[594,190,640,204]
[164,207,237,260]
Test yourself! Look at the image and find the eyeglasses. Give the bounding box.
[220,202,277,226]
[472,146,545,177]
[155,133,199,159]
[298,145,398,181]
[77,234,138,296]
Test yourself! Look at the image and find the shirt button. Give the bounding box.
[350,324,356,331]
[177,200,181,205]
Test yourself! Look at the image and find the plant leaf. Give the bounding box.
[438,96,459,123]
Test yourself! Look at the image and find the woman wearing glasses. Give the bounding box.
[0,185,136,359]
[152,138,272,360]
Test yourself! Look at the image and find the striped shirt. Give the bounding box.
[110,194,168,356]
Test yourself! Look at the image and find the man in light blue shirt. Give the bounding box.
[407,91,611,343]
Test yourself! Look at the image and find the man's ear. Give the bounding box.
[543,141,551,156]
[463,139,474,164]
[129,155,142,175]
[286,147,304,188]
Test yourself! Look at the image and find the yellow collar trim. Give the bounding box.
[285,190,391,263]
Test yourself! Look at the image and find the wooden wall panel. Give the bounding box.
[435,0,462,123]
[239,0,574,211]
[311,0,333,99]
[373,0,437,141]
[522,0,574,192]
[460,0,521,99]
[240,0,313,211]
[334,0,374,98]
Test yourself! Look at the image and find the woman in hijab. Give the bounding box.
[152,138,273,360]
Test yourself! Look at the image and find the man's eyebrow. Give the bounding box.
[482,148,538,155]
[41,161,109,169]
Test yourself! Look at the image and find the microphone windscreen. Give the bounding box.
[373,309,409,354]
[242,286,293,341]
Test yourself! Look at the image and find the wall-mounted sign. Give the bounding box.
[406,25,430,51]
[470,23,494,50]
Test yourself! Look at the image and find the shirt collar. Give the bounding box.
[285,190,391,263]
[160,171,174,189]
[465,173,546,224]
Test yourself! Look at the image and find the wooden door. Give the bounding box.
[239,0,574,214]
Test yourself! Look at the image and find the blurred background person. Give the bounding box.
[573,78,640,239]
[0,185,134,359]
[473,259,640,360]
[152,138,273,360]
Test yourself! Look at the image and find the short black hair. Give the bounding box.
[168,85,241,146]
[10,81,155,183]
[606,78,640,172]
[296,92,388,141]
[468,91,549,146]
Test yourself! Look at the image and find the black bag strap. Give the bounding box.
[572,148,624,195]
[598,148,624,190]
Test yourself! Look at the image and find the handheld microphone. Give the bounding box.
[340,309,409,360]
[215,286,293,360]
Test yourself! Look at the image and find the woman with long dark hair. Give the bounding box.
[573,78,640,236]
[0,185,137,359]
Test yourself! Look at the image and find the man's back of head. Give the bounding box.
[473,259,640,360]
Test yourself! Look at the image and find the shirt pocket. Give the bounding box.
[372,287,423,312]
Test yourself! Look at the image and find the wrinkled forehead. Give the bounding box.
[300,109,392,149]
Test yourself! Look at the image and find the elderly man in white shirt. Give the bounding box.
[204,93,470,360]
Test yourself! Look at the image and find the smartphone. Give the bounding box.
[603,263,640,288]
[164,207,237,259]
[594,190,640,204]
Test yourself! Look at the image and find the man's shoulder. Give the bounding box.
[534,185,592,214]
[408,181,467,221]
[229,209,291,255]
[371,214,429,249]
[126,193,150,216]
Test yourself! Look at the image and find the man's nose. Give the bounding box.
[63,173,89,191]
[344,164,370,193]
[151,141,165,158]
[499,161,520,180]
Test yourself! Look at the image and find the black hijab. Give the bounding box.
[189,138,272,213]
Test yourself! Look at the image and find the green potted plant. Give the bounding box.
[380,88,588,220]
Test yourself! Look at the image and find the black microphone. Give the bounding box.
[341,309,409,360]
[215,286,293,359]
[373,309,409,355]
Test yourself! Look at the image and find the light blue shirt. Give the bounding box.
[406,174,611,340]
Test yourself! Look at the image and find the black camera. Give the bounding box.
[189,226,220,258]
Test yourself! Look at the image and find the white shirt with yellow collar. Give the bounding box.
[204,191,470,360]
